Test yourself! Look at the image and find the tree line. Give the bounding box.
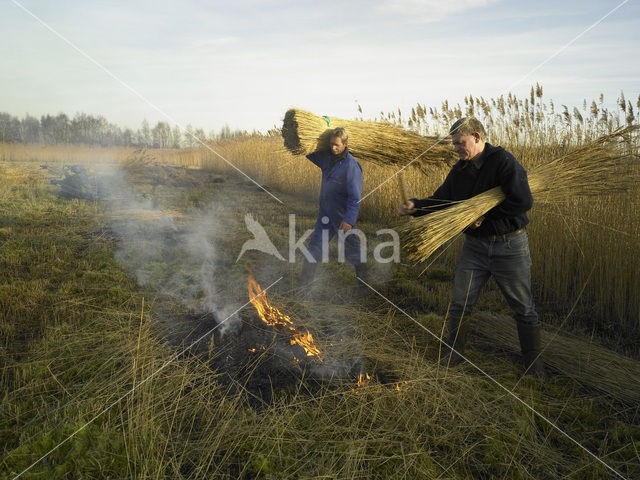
[0,111,254,147]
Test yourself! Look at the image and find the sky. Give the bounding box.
[1,0,638,133]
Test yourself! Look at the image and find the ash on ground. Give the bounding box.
[158,308,376,405]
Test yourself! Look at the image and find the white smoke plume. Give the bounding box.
[86,162,240,332]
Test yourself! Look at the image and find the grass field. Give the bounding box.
[1,135,639,479]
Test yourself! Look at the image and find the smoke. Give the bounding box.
[46,161,372,377]
[89,162,239,333]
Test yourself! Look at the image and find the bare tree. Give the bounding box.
[172,125,182,148]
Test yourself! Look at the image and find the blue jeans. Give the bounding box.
[450,231,539,326]
[306,217,363,266]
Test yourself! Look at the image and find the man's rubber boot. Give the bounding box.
[298,260,318,288]
[439,316,471,367]
[517,322,548,380]
[354,263,372,298]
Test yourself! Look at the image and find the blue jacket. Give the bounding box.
[411,142,533,237]
[306,148,363,227]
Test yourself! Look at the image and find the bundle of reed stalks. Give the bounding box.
[401,126,639,263]
[472,311,640,405]
[282,108,456,172]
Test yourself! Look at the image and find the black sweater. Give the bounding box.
[411,142,533,237]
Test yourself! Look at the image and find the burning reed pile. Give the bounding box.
[170,270,370,404]
[401,126,640,263]
[282,108,456,172]
[245,268,323,362]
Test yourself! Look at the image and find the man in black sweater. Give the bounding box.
[399,118,545,378]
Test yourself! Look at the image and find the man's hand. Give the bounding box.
[398,200,416,216]
[469,215,485,229]
[340,221,352,232]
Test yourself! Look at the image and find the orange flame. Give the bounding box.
[247,269,322,359]
[356,373,371,386]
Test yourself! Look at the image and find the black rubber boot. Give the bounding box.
[354,263,372,298]
[517,323,548,380]
[439,316,471,367]
[355,262,371,283]
[298,259,318,288]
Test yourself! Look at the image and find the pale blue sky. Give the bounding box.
[1,0,638,132]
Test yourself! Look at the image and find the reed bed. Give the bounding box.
[282,108,457,172]
[0,142,135,165]
[401,126,640,264]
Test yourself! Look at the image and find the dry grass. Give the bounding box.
[473,311,640,405]
[2,149,639,479]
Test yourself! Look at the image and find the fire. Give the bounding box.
[247,269,322,359]
[356,372,371,386]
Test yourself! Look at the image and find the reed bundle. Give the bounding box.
[401,126,639,263]
[282,108,456,172]
[472,311,640,405]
